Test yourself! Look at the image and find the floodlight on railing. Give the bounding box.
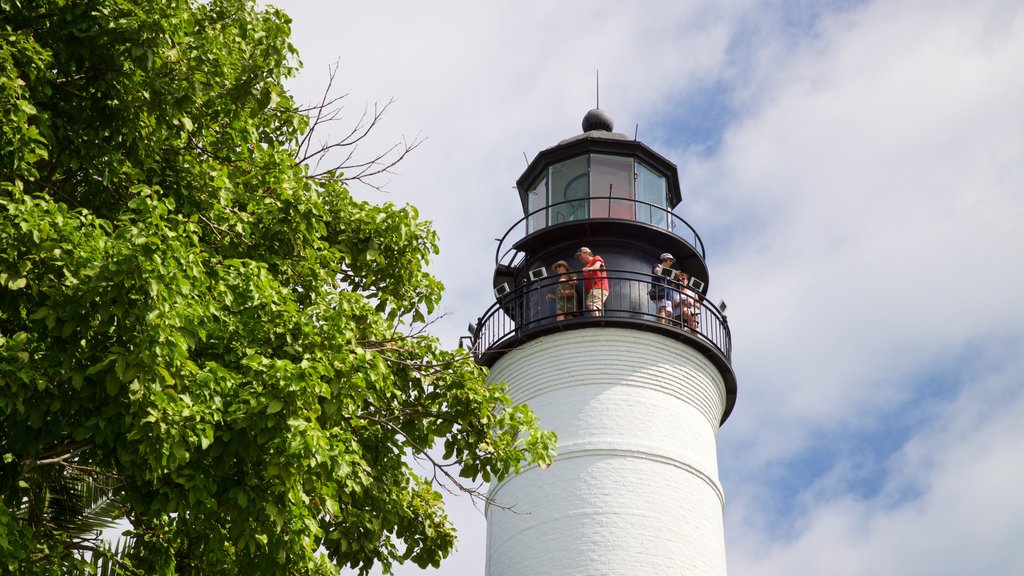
[494,283,510,298]
[528,267,547,281]
[689,277,706,292]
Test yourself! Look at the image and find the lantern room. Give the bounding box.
[518,109,683,234]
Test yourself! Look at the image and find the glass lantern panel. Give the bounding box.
[525,175,547,233]
[590,154,635,219]
[548,155,589,224]
[636,161,669,229]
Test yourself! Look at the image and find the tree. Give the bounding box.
[0,1,555,574]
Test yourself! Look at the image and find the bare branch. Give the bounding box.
[294,61,425,192]
[21,443,93,473]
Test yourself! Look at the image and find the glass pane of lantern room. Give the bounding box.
[548,155,589,225]
[525,176,547,233]
[590,155,634,219]
[636,161,668,229]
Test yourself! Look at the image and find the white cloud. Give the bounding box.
[697,0,1024,457]
[728,346,1024,576]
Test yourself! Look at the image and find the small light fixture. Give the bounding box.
[688,277,706,292]
[717,299,727,313]
[467,322,477,335]
[494,283,510,298]
[528,267,547,281]
[658,266,676,279]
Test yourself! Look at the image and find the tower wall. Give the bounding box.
[484,327,728,576]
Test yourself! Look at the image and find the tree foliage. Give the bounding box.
[0,1,555,574]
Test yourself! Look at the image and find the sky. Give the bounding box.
[269,1,1024,574]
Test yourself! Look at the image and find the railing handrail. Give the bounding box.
[470,267,731,365]
[493,197,706,269]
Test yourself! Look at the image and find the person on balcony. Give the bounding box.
[546,260,577,321]
[575,247,608,316]
[677,270,701,332]
[652,253,681,325]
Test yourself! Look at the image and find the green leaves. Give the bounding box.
[0,1,554,574]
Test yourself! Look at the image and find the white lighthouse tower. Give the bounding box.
[469,109,736,576]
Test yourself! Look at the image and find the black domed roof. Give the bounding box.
[582,108,614,132]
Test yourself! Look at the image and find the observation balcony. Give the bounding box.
[467,269,736,421]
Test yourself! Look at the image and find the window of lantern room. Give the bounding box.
[548,155,589,225]
[590,154,634,219]
[636,161,669,229]
[525,176,547,233]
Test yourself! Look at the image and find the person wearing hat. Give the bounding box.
[651,252,681,324]
[574,247,608,316]
[545,259,577,321]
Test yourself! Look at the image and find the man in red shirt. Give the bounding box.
[575,246,609,316]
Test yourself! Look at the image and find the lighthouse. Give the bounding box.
[468,108,737,576]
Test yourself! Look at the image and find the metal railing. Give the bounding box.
[469,269,731,364]
[495,198,706,269]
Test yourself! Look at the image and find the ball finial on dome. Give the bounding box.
[582,108,614,133]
